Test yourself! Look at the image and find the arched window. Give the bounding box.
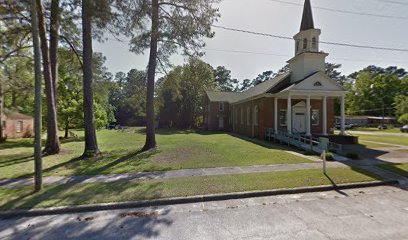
[247,107,250,126]
[254,105,259,126]
[312,37,317,49]
[303,38,307,49]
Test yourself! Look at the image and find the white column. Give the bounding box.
[274,97,278,133]
[306,95,311,136]
[287,94,292,134]
[340,95,345,135]
[323,96,328,135]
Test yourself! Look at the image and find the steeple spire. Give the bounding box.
[300,0,314,31]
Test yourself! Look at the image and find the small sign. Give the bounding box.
[319,137,329,151]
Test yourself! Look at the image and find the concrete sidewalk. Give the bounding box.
[0,162,346,188]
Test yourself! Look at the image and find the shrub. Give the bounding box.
[304,149,315,156]
[23,127,33,138]
[346,152,359,160]
[321,152,334,161]
[398,113,408,125]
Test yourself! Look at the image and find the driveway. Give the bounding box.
[1,185,408,240]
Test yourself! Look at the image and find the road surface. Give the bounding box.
[1,185,408,240]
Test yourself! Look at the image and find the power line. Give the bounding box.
[204,48,407,64]
[378,0,408,6]
[265,0,408,20]
[212,25,408,53]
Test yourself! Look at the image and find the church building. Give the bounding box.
[204,0,348,139]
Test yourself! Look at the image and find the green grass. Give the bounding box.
[0,167,381,210]
[378,163,408,178]
[356,135,408,147]
[359,141,397,149]
[0,128,311,179]
[352,127,402,133]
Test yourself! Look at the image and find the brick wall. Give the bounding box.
[207,96,336,139]
[2,118,34,139]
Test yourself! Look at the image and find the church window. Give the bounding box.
[254,105,259,126]
[303,38,307,49]
[247,107,250,126]
[311,110,320,126]
[312,37,317,49]
[279,110,287,126]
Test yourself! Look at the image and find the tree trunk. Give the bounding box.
[142,0,159,151]
[31,0,43,191]
[36,0,60,155]
[50,0,60,106]
[64,121,69,139]
[0,84,4,142]
[81,0,101,158]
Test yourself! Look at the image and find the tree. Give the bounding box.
[81,0,100,157]
[398,113,408,125]
[252,70,275,86]
[213,66,238,92]
[113,0,220,150]
[36,0,60,154]
[239,79,252,92]
[57,48,83,138]
[346,67,405,116]
[157,58,215,128]
[395,95,408,118]
[109,69,147,126]
[31,0,43,191]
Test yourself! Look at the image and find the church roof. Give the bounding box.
[206,72,291,103]
[300,0,314,31]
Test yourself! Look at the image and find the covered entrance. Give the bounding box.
[292,101,307,134]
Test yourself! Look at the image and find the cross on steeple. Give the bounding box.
[300,0,314,31]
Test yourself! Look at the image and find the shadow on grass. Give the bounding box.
[0,139,34,150]
[59,136,85,144]
[0,154,33,168]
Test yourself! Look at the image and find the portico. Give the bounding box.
[273,91,346,137]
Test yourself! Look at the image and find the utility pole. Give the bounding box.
[31,0,43,191]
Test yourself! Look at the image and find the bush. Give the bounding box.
[346,152,360,160]
[23,127,33,138]
[304,149,315,156]
[398,113,408,125]
[321,152,334,161]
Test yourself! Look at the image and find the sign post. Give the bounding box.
[319,138,329,174]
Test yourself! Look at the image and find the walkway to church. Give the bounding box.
[0,161,348,188]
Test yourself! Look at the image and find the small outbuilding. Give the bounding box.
[1,110,34,139]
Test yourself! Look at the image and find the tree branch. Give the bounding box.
[59,35,83,68]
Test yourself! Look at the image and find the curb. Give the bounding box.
[0,180,398,219]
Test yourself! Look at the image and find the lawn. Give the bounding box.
[351,127,402,133]
[0,128,311,179]
[356,135,408,147]
[378,163,408,178]
[0,167,381,210]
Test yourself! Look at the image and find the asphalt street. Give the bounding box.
[1,185,408,240]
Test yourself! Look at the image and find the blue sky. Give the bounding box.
[94,0,408,81]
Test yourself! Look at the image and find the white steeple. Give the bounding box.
[287,0,328,83]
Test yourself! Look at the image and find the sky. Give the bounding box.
[94,0,408,82]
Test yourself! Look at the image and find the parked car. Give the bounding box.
[401,125,408,133]
[378,124,388,130]
[107,123,119,130]
[335,123,354,130]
